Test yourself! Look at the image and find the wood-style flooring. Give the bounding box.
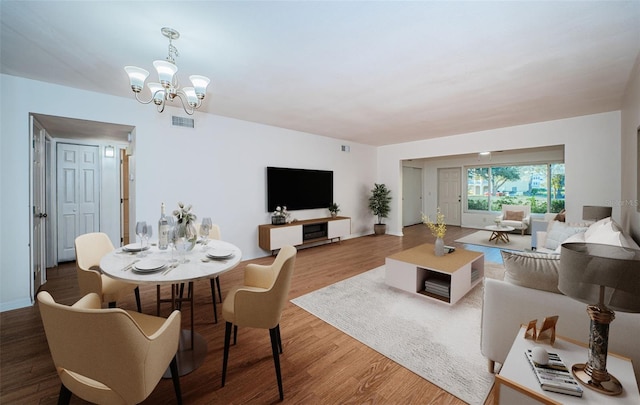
[1,225,503,404]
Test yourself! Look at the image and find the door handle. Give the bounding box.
[38,213,48,218]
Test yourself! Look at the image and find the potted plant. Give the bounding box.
[328,203,340,217]
[368,183,391,235]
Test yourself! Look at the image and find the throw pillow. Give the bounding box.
[553,209,566,222]
[543,221,588,250]
[584,217,612,239]
[505,210,524,221]
[585,222,628,247]
[501,251,561,294]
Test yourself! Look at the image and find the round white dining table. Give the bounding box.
[100,239,242,376]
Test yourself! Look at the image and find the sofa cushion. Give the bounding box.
[501,251,561,294]
[543,221,588,250]
[504,210,524,221]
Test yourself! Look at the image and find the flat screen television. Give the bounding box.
[266,167,333,212]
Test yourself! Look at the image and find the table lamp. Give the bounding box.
[558,242,640,395]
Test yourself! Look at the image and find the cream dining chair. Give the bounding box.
[75,232,142,311]
[221,245,297,401]
[37,291,182,405]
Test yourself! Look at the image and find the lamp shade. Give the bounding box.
[147,82,165,105]
[582,206,612,221]
[189,75,210,99]
[559,242,640,312]
[182,87,198,107]
[124,66,149,92]
[153,60,178,87]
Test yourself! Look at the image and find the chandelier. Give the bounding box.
[124,27,210,115]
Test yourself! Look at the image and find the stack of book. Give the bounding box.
[525,349,583,397]
[471,267,480,284]
[424,278,450,298]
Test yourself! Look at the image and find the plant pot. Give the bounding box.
[374,224,387,235]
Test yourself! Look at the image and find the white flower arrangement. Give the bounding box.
[272,206,289,218]
[173,201,197,225]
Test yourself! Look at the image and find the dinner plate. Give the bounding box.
[133,258,167,272]
[123,243,150,252]
[207,249,234,259]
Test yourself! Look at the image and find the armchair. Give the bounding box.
[221,245,297,401]
[497,204,531,235]
[75,232,141,311]
[37,291,182,405]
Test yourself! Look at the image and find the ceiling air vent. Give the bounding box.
[172,116,195,128]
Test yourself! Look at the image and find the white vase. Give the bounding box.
[434,237,445,256]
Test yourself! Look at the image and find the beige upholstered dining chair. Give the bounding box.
[75,232,142,312]
[221,245,297,401]
[37,291,182,405]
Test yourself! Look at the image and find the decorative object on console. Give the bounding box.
[422,208,447,256]
[558,242,640,395]
[271,206,290,225]
[328,203,340,218]
[368,183,391,235]
[524,319,538,340]
[535,315,558,345]
[582,205,612,222]
[124,27,210,115]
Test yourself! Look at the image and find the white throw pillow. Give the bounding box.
[585,222,626,247]
[554,232,585,253]
[543,221,588,251]
[584,217,612,239]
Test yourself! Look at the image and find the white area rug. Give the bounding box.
[291,263,506,404]
[455,230,531,252]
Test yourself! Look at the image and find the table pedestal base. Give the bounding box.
[163,329,208,378]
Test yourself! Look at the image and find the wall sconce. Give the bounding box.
[104,145,115,158]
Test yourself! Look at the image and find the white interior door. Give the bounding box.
[402,166,423,226]
[57,143,100,262]
[438,167,461,226]
[30,116,46,295]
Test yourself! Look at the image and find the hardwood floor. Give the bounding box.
[1,225,502,404]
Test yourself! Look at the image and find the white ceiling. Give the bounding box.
[2,1,639,146]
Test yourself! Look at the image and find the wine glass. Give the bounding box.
[135,221,146,249]
[200,217,212,248]
[167,226,178,263]
[143,224,153,255]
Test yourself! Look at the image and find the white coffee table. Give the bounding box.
[385,243,484,305]
[485,225,515,244]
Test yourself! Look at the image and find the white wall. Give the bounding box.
[378,112,623,237]
[0,74,376,311]
[621,57,640,241]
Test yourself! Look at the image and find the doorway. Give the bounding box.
[56,143,101,262]
[30,116,47,296]
[437,167,462,226]
[402,166,423,226]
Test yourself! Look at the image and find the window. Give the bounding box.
[466,163,564,214]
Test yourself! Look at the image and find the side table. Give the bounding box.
[494,325,640,404]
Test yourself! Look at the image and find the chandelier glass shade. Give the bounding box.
[124,27,210,115]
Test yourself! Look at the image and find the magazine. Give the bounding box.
[525,349,584,397]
